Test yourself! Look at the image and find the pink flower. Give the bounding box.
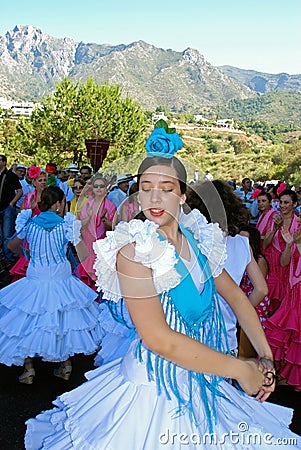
[251,188,263,199]
[28,166,41,179]
[277,182,287,197]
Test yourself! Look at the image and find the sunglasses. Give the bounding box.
[74,185,83,190]
[93,183,105,189]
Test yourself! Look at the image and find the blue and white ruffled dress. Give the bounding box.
[0,210,102,366]
[25,210,300,449]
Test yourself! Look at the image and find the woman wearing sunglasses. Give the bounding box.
[76,173,117,290]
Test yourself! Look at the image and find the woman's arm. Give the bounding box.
[280,226,294,266]
[257,255,268,279]
[262,214,282,250]
[80,202,93,228]
[215,270,272,360]
[7,236,23,255]
[245,248,268,307]
[117,244,267,398]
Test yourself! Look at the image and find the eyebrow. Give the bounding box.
[141,180,176,185]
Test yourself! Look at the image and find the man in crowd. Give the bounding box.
[0,155,22,265]
[80,165,93,182]
[107,174,133,209]
[15,164,35,212]
[235,177,259,225]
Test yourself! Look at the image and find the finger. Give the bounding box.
[256,389,271,402]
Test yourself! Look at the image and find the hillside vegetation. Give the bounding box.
[215,92,301,128]
[172,124,301,185]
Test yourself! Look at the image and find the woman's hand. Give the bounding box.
[273,213,283,230]
[236,360,265,396]
[101,207,107,221]
[281,225,293,244]
[293,227,301,244]
[236,358,275,402]
[30,196,37,211]
[255,357,276,402]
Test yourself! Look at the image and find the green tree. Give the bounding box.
[5,78,146,166]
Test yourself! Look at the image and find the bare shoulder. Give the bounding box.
[117,242,151,277]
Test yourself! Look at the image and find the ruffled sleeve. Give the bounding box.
[15,209,32,239]
[93,219,181,302]
[179,209,227,277]
[63,212,82,246]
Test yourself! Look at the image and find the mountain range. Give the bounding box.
[1,25,301,115]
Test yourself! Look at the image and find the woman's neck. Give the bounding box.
[282,212,294,224]
[158,220,187,257]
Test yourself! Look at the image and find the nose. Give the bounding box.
[149,188,161,204]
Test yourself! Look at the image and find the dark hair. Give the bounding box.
[279,189,298,204]
[0,154,7,163]
[242,178,251,185]
[128,182,138,204]
[240,224,269,273]
[257,191,272,202]
[266,184,278,198]
[38,186,64,212]
[72,177,86,190]
[186,179,250,236]
[240,225,261,262]
[137,156,187,194]
[80,165,92,174]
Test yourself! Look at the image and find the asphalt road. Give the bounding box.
[0,270,300,449]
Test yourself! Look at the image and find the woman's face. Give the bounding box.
[257,195,271,213]
[33,173,47,191]
[138,164,185,227]
[279,194,296,216]
[92,178,106,197]
[73,182,84,198]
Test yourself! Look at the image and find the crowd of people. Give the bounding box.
[0,130,300,449]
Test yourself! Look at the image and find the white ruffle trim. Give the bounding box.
[64,212,82,246]
[179,209,227,277]
[15,209,32,238]
[93,219,180,302]
[93,210,226,302]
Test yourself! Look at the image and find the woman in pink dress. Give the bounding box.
[260,189,298,314]
[9,167,47,281]
[118,182,139,223]
[76,174,117,290]
[256,191,277,315]
[265,216,301,391]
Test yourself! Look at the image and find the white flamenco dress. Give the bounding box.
[0,209,102,366]
[25,211,300,449]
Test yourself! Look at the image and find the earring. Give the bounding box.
[179,200,184,206]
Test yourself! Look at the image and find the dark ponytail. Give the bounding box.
[38,186,64,212]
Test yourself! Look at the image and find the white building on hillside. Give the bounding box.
[0,97,37,117]
[216,118,234,129]
[152,111,168,125]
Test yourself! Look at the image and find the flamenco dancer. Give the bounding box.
[25,125,300,449]
[0,186,102,384]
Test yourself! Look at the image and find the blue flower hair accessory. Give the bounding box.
[145,119,183,159]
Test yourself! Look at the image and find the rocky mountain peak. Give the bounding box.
[0,24,263,108]
[182,47,206,65]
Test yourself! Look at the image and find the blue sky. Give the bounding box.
[1,0,300,74]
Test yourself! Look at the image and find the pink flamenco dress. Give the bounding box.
[9,191,40,282]
[259,213,298,315]
[265,242,301,390]
[76,196,117,292]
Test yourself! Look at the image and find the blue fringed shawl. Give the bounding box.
[106,225,230,432]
